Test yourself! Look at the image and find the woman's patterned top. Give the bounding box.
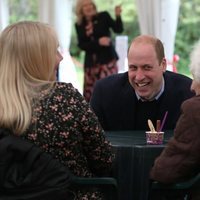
[22,82,114,199]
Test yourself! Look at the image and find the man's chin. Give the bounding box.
[138,93,152,101]
[137,92,149,98]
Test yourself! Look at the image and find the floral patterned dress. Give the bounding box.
[22,82,114,199]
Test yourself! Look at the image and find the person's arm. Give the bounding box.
[103,10,123,33]
[69,84,114,175]
[150,98,200,183]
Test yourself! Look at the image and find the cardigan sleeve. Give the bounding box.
[103,11,123,33]
[150,98,200,183]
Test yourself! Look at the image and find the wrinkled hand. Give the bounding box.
[99,36,111,46]
[115,5,122,16]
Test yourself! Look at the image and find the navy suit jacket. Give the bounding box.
[90,71,195,131]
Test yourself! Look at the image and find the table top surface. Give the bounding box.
[105,130,173,147]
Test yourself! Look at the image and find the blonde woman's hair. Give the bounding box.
[75,0,97,24]
[0,21,58,135]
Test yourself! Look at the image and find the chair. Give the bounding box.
[149,173,200,200]
[0,128,117,200]
[71,176,118,200]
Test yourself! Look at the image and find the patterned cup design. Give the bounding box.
[146,131,164,145]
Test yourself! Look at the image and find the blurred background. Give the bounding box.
[1,0,200,92]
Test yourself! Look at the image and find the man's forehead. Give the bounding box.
[128,43,156,56]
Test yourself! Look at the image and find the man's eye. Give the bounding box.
[129,65,137,71]
[144,66,152,70]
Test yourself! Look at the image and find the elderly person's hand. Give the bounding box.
[115,5,122,16]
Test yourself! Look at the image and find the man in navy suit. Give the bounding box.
[90,35,194,131]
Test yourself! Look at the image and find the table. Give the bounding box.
[105,130,173,200]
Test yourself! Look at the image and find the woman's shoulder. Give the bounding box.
[51,82,78,96]
[41,82,84,108]
[55,82,76,90]
[183,95,200,104]
[182,95,200,111]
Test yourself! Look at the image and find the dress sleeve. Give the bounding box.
[150,99,200,183]
[64,84,115,175]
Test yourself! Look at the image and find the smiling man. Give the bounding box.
[90,35,194,131]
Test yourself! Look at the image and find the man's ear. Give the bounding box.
[161,58,167,72]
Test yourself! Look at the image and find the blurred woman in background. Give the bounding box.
[75,0,123,101]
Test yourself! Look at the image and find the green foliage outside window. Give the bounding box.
[8,0,38,23]
[175,0,200,76]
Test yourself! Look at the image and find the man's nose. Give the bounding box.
[135,68,145,80]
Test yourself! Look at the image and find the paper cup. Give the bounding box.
[146,131,164,145]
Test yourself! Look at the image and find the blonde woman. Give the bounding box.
[75,0,123,102]
[0,21,114,199]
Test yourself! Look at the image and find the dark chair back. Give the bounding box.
[149,173,200,200]
[0,128,117,200]
[0,129,72,200]
[71,176,118,200]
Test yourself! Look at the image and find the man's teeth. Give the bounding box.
[137,83,148,87]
